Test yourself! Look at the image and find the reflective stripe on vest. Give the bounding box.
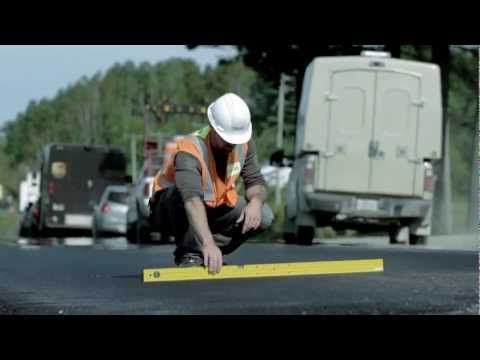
[189,135,215,203]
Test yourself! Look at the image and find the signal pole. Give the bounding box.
[275,73,294,207]
[130,134,138,183]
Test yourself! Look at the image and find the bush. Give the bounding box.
[0,211,20,243]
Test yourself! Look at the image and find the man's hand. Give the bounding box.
[236,197,263,234]
[202,242,223,274]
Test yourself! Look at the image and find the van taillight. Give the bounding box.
[304,155,317,191]
[423,162,435,197]
[424,177,434,192]
[143,183,150,198]
[48,181,55,195]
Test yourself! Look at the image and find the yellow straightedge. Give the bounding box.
[143,259,384,283]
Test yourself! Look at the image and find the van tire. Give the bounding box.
[284,232,297,244]
[409,234,427,245]
[297,226,315,246]
[283,210,298,244]
[388,227,401,244]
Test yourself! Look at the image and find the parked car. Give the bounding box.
[126,156,165,244]
[279,51,442,246]
[92,185,129,238]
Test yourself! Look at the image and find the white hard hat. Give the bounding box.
[207,93,252,145]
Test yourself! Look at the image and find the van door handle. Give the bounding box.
[369,141,385,159]
[412,99,425,107]
[320,150,335,158]
[325,92,339,101]
[408,158,422,164]
[369,140,378,158]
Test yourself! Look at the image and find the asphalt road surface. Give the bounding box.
[0,236,478,315]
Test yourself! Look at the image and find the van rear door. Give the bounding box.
[322,70,375,193]
[370,71,423,196]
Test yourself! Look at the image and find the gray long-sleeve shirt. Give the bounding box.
[174,139,266,203]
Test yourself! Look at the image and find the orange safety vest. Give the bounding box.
[154,127,249,208]
[162,139,180,170]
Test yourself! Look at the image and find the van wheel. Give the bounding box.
[409,234,427,245]
[283,210,297,244]
[284,232,297,244]
[297,226,315,246]
[388,227,401,244]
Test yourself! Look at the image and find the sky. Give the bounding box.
[0,45,238,128]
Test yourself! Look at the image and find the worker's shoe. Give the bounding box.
[175,252,204,267]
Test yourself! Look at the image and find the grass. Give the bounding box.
[452,199,470,234]
[0,210,20,244]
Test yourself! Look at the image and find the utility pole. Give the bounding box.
[130,134,137,183]
[467,48,479,232]
[467,125,479,232]
[467,108,479,232]
[275,73,294,207]
[432,45,453,235]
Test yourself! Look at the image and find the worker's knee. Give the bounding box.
[150,187,188,235]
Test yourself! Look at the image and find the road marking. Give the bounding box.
[143,259,384,283]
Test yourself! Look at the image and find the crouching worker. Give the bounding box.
[149,93,274,274]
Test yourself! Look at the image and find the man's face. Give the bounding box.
[211,130,235,154]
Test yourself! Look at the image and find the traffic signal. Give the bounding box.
[153,101,208,116]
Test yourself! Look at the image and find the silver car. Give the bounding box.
[93,186,129,238]
[126,156,169,244]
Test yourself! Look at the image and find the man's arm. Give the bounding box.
[240,139,268,198]
[245,184,267,205]
[237,140,268,234]
[183,196,215,246]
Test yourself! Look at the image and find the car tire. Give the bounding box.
[297,226,315,246]
[92,223,98,239]
[136,220,150,244]
[126,222,138,244]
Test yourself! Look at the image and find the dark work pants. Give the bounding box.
[150,186,274,259]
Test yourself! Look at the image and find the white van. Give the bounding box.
[282,51,442,245]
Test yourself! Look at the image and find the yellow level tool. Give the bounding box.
[143,259,384,283]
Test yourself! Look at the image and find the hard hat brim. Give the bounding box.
[207,105,252,145]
